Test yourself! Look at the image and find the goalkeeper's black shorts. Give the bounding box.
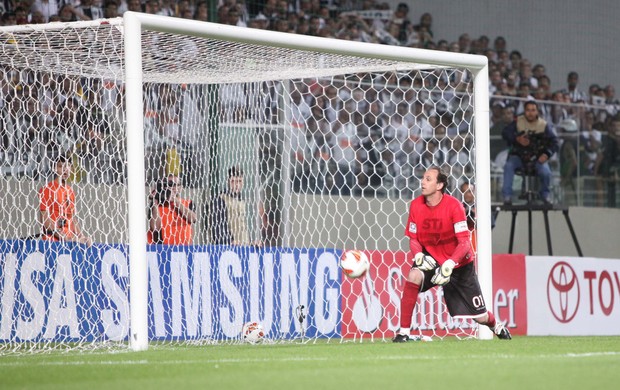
[417,262,488,318]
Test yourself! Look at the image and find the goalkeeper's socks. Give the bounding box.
[485,311,497,329]
[399,281,421,329]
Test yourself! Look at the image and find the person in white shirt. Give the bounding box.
[31,0,60,22]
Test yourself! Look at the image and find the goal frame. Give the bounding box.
[121,12,493,351]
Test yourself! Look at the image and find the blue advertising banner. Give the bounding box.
[0,240,343,343]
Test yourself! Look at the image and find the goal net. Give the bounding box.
[0,13,492,354]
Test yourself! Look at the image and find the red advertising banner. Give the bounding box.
[340,250,407,338]
[341,251,528,338]
[492,254,527,335]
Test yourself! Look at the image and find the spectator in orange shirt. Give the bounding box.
[39,155,92,245]
[148,174,197,245]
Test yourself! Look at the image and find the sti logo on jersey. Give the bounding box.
[422,219,442,230]
[408,223,416,234]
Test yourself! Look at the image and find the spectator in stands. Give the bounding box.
[549,90,570,126]
[256,0,276,23]
[557,118,579,205]
[537,74,552,97]
[358,100,387,194]
[144,0,160,15]
[477,34,490,51]
[514,82,535,115]
[412,12,433,39]
[500,70,517,98]
[496,50,510,72]
[227,7,246,27]
[561,71,588,103]
[604,84,619,105]
[532,63,546,79]
[509,50,522,71]
[578,110,604,206]
[601,115,620,206]
[58,4,91,21]
[209,166,255,246]
[532,87,551,124]
[251,12,269,29]
[29,9,44,23]
[148,173,197,245]
[76,88,112,183]
[502,100,559,205]
[116,0,128,14]
[31,0,60,22]
[39,154,92,245]
[11,5,28,24]
[50,94,79,154]
[494,36,507,53]
[126,0,142,13]
[76,0,103,20]
[1,11,17,25]
[489,98,506,125]
[457,33,471,53]
[155,0,173,16]
[603,84,619,118]
[518,59,537,88]
[460,182,477,251]
[489,101,514,161]
[579,111,603,175]
[194,1,208,21]
[386,2,412,45]
[103,0,120,18]
[328,105,361,195]
[488,69,504,96]
[445,135,472,181]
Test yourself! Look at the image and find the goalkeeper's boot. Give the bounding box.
[392,333,410,343]
[493,323,512,340]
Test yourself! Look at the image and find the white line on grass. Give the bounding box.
[1,352,619,367]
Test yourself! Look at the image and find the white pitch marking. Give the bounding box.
[1,352,619,368]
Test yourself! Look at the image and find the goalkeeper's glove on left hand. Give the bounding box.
[431,260,456,286]
[414,252,437,271]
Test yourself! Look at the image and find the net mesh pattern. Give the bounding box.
[0,19,479,354]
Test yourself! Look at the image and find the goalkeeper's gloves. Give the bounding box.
[414,252,437,271]
[431,260,456,286]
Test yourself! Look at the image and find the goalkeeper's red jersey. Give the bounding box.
[404,194,474,266]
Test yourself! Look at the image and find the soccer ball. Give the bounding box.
[241,321,265,344]
[340,250,370,279]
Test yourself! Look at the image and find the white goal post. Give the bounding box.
[122,12,492,349]
[0,13,492,354]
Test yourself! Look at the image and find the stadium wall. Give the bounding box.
[2,177,618,258]
[0,178,208,245]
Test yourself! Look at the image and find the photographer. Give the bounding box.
[501,100,559,205]
[148,174,196,245]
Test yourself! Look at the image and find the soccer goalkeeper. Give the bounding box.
[393,166,511,342]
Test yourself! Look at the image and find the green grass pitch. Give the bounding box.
[1,336,619,390]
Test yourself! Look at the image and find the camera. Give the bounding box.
[154,178,173,204]
[514,129,550,165]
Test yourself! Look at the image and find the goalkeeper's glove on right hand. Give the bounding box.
[431,260,456,286]
[414,252,437,271]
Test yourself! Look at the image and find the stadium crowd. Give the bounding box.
[1,0,619,207]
